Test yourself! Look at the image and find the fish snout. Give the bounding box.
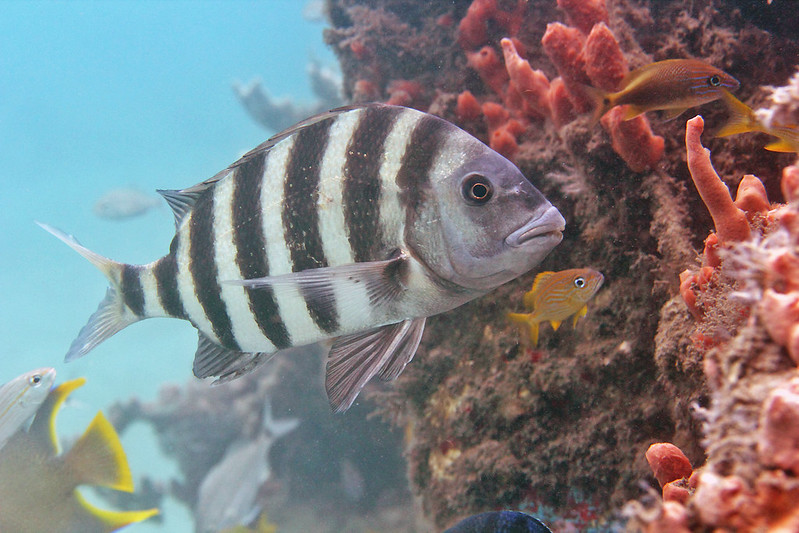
[506,205,565,248]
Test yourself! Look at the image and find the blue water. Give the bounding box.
[0,2,333,531]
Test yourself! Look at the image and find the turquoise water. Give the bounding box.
[0,2,332,531]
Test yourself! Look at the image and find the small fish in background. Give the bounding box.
[443,511,552,533]
[39,103,564,412]
[507,268,604,346]
[194,402,298,533]
[716,89,799,153]
[588,58,740,122]
[0,367,56,451]
[93,187,161,220]
[0,377,158,533]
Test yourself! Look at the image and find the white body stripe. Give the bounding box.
[211,174,277,353]
[259,135,324,346]
[139,262,167,317]
[175,218,220,345]
[316,110,374,332]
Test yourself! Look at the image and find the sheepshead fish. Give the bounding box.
[589,59,739,122]
[0,367,56,451]
[507,268,604,346]
[40,103,565,412]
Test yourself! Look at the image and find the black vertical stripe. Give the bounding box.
[395,114,448,221]
[189,191,240,350]
[343,105,401,262]
[232,151,292,349]
[282,117,339,334]
[154,252,187,319]
[121,264,145,317]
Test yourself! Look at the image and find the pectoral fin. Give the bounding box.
[661,107,688,121]
[225,251,410,318]
[326,318,426,413]
[572,305,588,326]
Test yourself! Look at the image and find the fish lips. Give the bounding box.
[505,205,565,248]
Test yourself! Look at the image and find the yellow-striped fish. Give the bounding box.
[716,89,799,153]
[0,378,158,533]
[589,59,739,122]
[507,268,604,346]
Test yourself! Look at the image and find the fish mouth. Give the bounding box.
[505,205,565,248]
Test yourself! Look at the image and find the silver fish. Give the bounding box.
[0,367,56,451]
[40,104,565,411]
[93,188,161,220]
[194,403,298,533]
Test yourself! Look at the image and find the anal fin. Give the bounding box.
[325,318,426,413]
[193,332,275,384]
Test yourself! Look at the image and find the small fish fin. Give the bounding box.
[27,377,87,455]
[261,399,300,439]
[581,84,612,124]
[225,251,409,317]
[621,104,647,121]
[526,272,555,307]
[572,305,588,326]
[550,320,562,331]
[529,321,540,346]
[63,411,134,492]
[764,139,798,153]
[193,332,276,383]
[74,490,158,533]
[325,318,425,413]
[716,90,763,138]
[36,223,140,362]
[661,107,688,121]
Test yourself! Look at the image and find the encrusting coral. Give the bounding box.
[628,110,799,530]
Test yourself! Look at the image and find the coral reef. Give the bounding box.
[324,0,799,530]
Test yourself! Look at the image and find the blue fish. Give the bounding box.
[444,511,552,533]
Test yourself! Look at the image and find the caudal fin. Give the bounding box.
[37,222,140,362]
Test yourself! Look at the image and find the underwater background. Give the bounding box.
[1,2,335,532]
[2,0,799,532]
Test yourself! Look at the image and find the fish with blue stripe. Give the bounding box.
[40,104,565,412]
[588,58,739,122]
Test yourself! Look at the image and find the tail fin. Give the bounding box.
[37,222,140,362]
[507,312,541,346]
[716,89,764,138]
[582,84,612,124]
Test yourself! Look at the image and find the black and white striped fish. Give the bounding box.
[40,104,565,412]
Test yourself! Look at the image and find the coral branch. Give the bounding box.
[685,116,751,243]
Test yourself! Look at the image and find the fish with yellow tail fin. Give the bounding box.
[0,378,158,533]
[716,89,799,153]
[507,268,604,346]
[587,59,739,123]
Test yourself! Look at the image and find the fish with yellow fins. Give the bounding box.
[716,89,799,153]
[0,377,158,533]
[507,268,604,346]
[588,58,739,122]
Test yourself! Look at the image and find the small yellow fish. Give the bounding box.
[589,59,739,122]
[716,89,799,153]
[0,378,158,533]
[507,268,604,346]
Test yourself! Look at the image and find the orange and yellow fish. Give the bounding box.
[507,268,604,346]
[589,59,739,122]
[716,89,799,153]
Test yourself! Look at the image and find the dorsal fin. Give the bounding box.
[28,377,86,455]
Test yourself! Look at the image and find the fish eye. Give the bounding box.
[461,174,493,205]
[574,277,586,288]
[708,75,721,87]
[29,374,42,386]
